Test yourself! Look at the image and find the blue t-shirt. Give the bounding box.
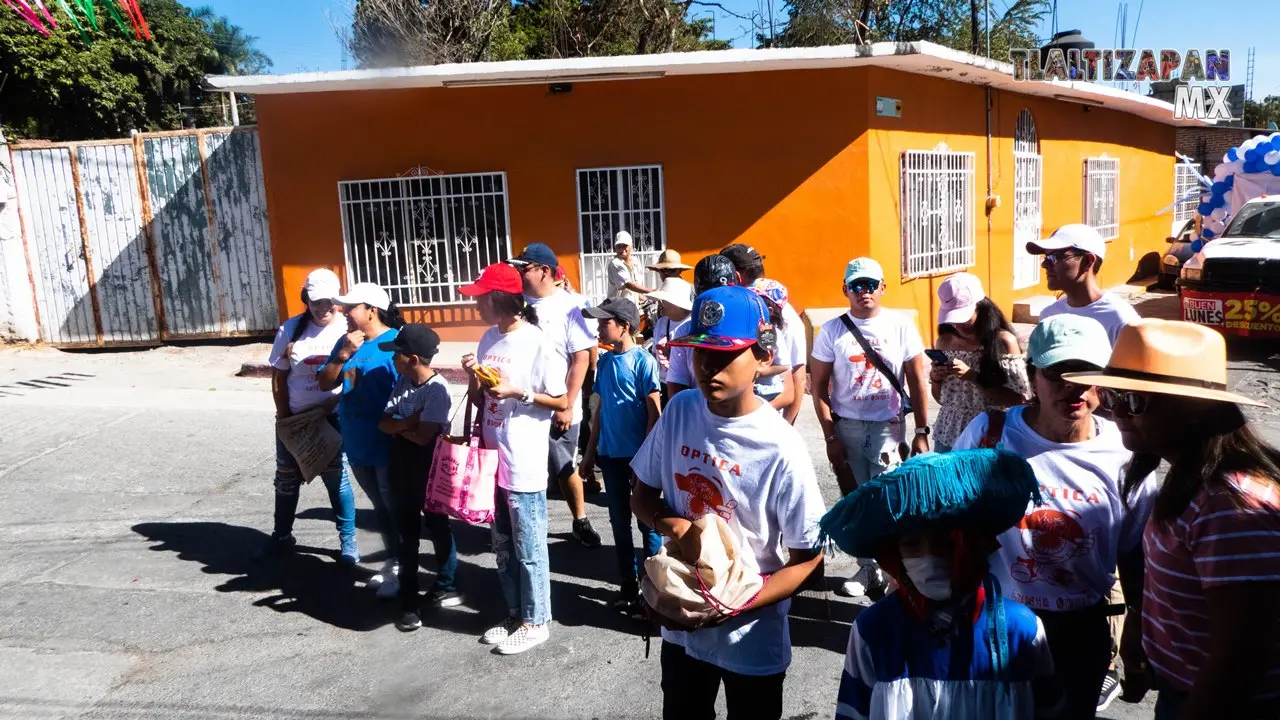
[329,328,399,467]
[595,346,660,458]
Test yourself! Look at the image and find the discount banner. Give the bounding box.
[1181,289,1280,338]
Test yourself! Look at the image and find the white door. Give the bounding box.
[1013,109,1042,290]
[576,165,665,303]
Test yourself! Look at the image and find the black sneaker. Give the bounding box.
[1097,668,1121,712]
[396,611,423,632]
[572,518,602,548]
[253,533,297,561]
[429,587,463,608]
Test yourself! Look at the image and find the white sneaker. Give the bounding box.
[480,617,522,645]
[495,624,550,655]
[375,574,399,600]
[367,563,399,590]
[837,564,888,598]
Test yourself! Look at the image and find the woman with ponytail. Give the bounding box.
[318,282,403,598]
[260,269,358,563]
[459,263,568,656]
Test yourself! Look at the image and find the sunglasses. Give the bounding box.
[846,279,881,295]
[1098,388,1150,416]
[1043,250,1085,267]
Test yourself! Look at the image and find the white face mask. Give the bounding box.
[902,555,953,601]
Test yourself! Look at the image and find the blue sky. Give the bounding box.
[188,0,1279,97]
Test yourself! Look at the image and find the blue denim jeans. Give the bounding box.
[598,455,661,595]
[833,417,902,487]
[273,421,355,543]
[349,463,397,562]
[493,487,551,626]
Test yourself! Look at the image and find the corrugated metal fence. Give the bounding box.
[8,127,276,347]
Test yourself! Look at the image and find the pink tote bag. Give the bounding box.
[426,399,497,524]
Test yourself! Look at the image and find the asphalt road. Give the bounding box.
[0,309,1275,719]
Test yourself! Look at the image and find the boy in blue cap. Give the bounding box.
[822,449,1066,719]
[630,285,826,720]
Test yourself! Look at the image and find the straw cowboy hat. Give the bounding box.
[647,249,693,272]
[1063,319,1265,407]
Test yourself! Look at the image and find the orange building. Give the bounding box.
[211,42,1201,343]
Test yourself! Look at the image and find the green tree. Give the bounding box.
[345,0,726,68]
[771,0,1045,59]
[0,0,269,140]
[1244,96,1280,130]
[192,6,273,75]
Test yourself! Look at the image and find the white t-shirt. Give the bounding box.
[754,304,808,395]
[631,390,826,676]
[607,257,641,303]
[525,289,596,425]
[476,323,568,493]
[810,310,924,422]
[1039,293,1140,347]
[952,405,1157,611]
[268,314,348,414]
[651,314,689,384]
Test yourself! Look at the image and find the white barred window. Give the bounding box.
[575,165,666,302]
[1084,156,1120,240]
[338,172,511,307]
[1174,163,1201,223]
[900,143,976,278]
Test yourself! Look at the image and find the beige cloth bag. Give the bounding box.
[640,514,766,628]
[275,406,342,482]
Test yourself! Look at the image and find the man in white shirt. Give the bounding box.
[508,243,602,548]
[720,244,809,424]
[1029,224,1140,346]
[607,232,654,303]
[810,257,930,598]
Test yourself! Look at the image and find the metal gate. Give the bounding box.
[575,165,665,303]
[1013,109,1042,290]
[9,128,277,347]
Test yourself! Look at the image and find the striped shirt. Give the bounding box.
[1143,474,1280,698]
[836,592,1062,719]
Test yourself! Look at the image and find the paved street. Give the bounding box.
[1,296,1276,719]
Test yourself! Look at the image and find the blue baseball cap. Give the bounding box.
[507,242,559,269]
[671,286,776,351]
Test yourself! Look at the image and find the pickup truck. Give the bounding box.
[1179,196,1280,338]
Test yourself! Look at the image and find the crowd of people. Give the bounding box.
[263,223,1280,719]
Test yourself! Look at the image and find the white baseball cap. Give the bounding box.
[1029,224,1107,260]
[646,277,694,311]
[937,272,986,325]
[302,269,341,302]
[614,231,633,247]
[335,282,390,311]
[844,257,885,284]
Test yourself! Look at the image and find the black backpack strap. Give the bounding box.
[838,314,911,413]
[279,313,311,376]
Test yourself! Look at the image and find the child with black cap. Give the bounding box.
[377,324,457,632]
[577,298,663,615]
[631,285,826,720]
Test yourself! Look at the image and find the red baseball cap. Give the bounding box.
[460,263,523,296]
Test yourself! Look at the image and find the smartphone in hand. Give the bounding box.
[924,348,951,365]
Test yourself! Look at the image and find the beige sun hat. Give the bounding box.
[1062,319,1266,407]
[648,249,693,271]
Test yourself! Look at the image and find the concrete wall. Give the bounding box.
[0,133,39,343]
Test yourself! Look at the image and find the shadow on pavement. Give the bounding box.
[132,521,392,632]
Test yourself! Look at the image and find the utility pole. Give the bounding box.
[229,91,240,127]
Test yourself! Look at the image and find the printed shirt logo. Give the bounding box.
[674,445,741,521]
[699,301,724,327]
[845,335,890,394]
[1010,507,1098,589]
